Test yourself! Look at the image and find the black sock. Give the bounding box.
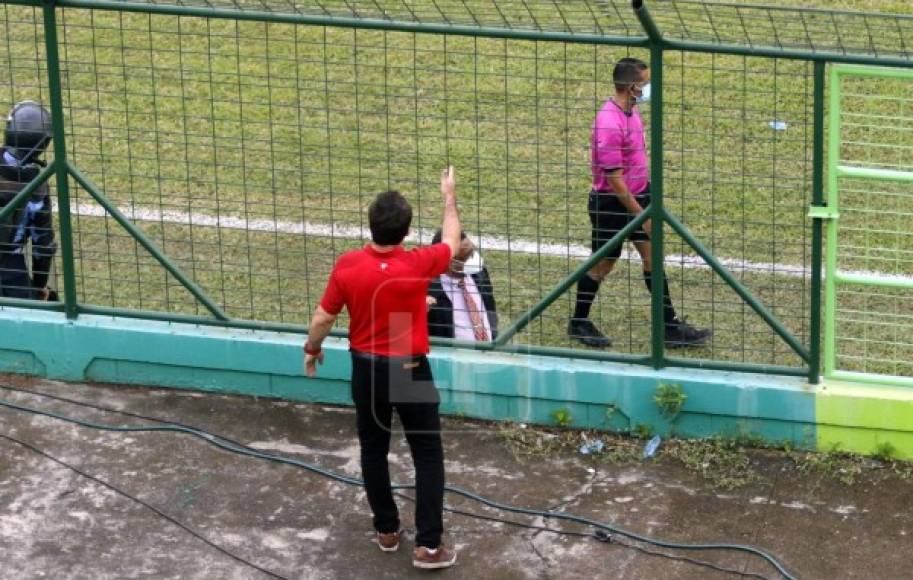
[573,274,600,320]
[643,272,677,325]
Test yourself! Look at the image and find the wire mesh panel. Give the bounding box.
[86,0,645,37]
[57,9,809,366]
[52,7,642,337]
[0,1,825,374]
[0,5,57,296]
[649,0,913,60]
[662,51,813,367]
[61,12,303,320]
[0,5,47,102]
[829,68,913,383]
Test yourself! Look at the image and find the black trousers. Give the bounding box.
[0,252,36,299]
[350,351,445,549]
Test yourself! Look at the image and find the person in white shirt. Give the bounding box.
[426,230,497,342]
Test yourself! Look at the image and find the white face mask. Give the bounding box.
[635,82,651,104]
[453,251,484,276]
[463,251,484,275]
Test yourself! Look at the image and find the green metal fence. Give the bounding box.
[1,0,912,383]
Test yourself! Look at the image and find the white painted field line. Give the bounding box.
[65,201,913,283]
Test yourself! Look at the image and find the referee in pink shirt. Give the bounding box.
[304,168,461,569]
[569,57,711,349]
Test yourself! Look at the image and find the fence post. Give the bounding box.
[633,0,666,369]
[42,0,79,319]
[647,43,665,369]
[823,65,844,379]
[808,60,826,384]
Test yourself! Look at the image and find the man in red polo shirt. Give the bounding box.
[304,167,461,570]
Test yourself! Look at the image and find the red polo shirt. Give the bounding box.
[319,243,452,356]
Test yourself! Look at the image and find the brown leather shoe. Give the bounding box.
[412,545,457,569]
[376,530,401,553]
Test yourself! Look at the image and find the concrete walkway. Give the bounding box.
[0,375,909,579]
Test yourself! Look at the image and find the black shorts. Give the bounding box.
[589,185,651,259]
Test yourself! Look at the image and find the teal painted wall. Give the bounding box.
[0,308,820,448]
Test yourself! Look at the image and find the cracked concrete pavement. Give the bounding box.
[1,374,911,579]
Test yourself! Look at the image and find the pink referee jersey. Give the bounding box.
[590,100,649,196]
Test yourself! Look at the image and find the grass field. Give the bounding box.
[1,0,912,375]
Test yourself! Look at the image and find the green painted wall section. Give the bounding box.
[817,380,913,460]
[4,307,909,457]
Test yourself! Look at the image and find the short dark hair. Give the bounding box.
[431,229,467,245]
[613,57,648,92]
[369,190,412,245]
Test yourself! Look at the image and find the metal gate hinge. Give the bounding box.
[808,205,839,220]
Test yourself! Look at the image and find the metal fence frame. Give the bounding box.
[823,63,913,388]
[4,0,912,384]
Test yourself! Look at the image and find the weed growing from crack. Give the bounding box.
[664,437,759,490]
[653,383,687,420]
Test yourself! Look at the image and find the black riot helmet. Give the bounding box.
[4,101,53,163]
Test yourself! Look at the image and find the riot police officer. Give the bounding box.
[0,100,56,300]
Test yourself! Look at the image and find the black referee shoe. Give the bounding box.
[568,318,612,348]
[664,317,712,349]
